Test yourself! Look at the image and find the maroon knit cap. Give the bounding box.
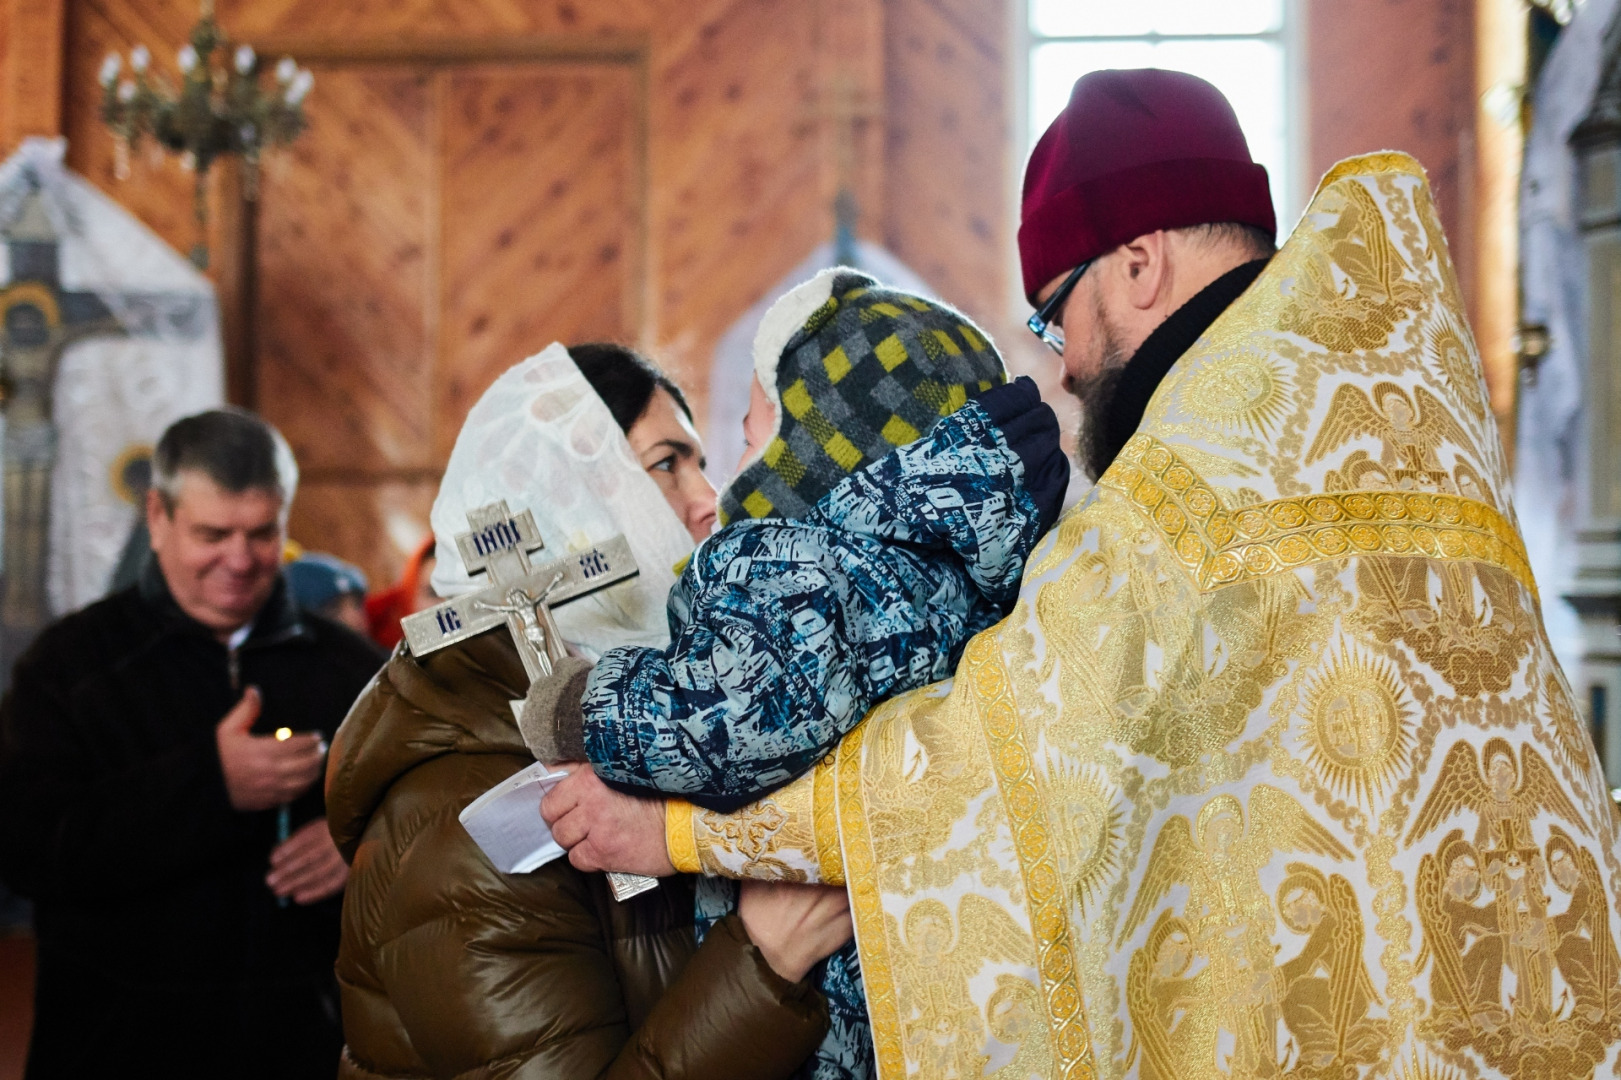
[1019,68,1276,304]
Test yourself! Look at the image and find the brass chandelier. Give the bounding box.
[98,0,312,267]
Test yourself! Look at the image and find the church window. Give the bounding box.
[1026,0,1294,222]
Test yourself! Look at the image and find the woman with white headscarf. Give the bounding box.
[325,343,849,1080]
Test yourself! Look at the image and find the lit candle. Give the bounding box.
[275,726,292,907]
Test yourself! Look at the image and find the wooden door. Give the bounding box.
[253,56,643,587]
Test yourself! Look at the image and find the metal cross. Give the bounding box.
[401,500,637,680]
[399,498,659,901]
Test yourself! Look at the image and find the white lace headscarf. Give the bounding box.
[429,343,694,660]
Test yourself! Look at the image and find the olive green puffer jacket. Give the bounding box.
[326,632,829,1079]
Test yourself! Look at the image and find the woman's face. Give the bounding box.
[626,387,718,544]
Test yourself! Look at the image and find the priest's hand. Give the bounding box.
[267,817,349,904]
[216,687,326,811]
[540,762,675,877]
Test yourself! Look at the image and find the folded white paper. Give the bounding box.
[458,762,571,874]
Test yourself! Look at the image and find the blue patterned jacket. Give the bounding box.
[581,397,1048,812]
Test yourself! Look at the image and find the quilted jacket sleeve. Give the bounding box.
[367,821,828,1080]
[333,650,828,1080]
[609,915,829,1080]
[581,400,1047,812]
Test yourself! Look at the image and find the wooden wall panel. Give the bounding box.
[216,0,655,41]
[882,0,1009,326]
[255,67,434,474]
[14,0,1516,590]
[647,0,829,407]
[254,55,641,582]
[287,478,437,592]
[1305,0,1478,316]
[2,0,65,148]
[437,63,639,458]
[0,4,10,148]
[62,0,195,253]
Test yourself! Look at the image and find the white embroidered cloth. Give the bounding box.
[430,343,691,659]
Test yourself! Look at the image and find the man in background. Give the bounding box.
[0,408,385,1079]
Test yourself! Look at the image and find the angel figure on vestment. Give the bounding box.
[1416,830,1506,1034]
[891,894,1036,1080]
[1121,786,1354,1076]
[1407,738,1587,857]
[1547,825,1621,1027]
[1409,738,1589,1031]
[1278,180,1426,352]
[1126,911,1217,1080]
[1306,380,1476,492]
[1274,863,1384,1071]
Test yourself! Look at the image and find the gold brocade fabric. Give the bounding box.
[667,760,845,885]
[671,153,1621,1079]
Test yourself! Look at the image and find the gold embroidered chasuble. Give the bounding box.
[665,153,1621,1080]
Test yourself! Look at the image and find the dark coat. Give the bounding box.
[0,558,386,1079]
[327,631,829,1080]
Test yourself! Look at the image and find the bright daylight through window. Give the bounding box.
[1028,0,1291,222]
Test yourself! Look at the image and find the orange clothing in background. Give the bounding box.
[364,537,434,650]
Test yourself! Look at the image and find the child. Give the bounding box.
[522,269,1067,1080]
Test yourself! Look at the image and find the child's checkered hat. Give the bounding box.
[718,268,1007,525]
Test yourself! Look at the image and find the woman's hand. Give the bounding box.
[738,880,854,983]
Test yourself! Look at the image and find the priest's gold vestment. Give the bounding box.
[666,153,1621,1079]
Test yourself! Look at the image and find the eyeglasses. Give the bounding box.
[1026,260,1092,355]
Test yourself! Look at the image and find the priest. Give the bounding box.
[547,70,1621,1079]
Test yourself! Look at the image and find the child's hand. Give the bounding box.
[517,657,593,764]
[540,763,675,877]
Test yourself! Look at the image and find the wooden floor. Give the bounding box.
[0,934,33,1080]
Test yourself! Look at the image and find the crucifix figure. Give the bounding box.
[401,499,659,901]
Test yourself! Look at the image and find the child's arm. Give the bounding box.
[578,391,1060,812]
[580,521,984,810]
[806,377,1066,605]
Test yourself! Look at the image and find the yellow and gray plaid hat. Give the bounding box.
[718,268,1007,525]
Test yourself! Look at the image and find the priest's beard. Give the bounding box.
[1070,297,1134,482]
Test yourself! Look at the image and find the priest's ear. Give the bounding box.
[1115,231,1172,313]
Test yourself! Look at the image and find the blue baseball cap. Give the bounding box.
[284,552,368,612]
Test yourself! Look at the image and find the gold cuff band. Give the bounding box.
[665,798,700,874]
